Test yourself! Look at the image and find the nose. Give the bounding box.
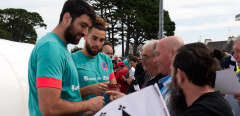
[82,27,89,36]
[96,40,102,47]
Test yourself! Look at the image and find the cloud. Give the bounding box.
[165,0,240,20]
[0,0,66,39]
[169,6,235,20]
[177,20,240,31]
[1,0,240,43]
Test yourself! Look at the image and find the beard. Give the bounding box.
[64,24,84,45]
[86,40,103,56]
[168,69,187,116]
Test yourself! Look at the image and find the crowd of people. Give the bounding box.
[27,0,240,116]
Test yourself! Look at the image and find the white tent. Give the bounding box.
[0,39,33,116]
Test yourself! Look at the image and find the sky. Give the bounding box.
[0,0,240,44]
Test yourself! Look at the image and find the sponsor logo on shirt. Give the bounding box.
[71,85,80,91]
[101,62,108,70]
[83,76,109,81]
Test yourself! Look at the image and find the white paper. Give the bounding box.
[215,69,240,94]
[133,84,140,91]
[94,84,170,116]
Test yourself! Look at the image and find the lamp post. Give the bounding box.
[158,0,164,40]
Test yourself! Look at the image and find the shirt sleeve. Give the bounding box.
[106,55,115,80]
[36,42,65,89]
[129,68,135,77]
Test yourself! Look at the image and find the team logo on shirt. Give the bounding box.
[101,62,108,70]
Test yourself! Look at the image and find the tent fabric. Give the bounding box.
[0,39,34,116]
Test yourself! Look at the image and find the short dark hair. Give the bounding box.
[129,55,138,63]
[211,49,225,61]
[59,0,96,24]
[173,42,217,88]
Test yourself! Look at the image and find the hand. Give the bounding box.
[126,77,133,85]
[88,82,109,96]
[122,75,127,81]
[105,90,125,101]
[86,96,105,113]
[234,93,240,105]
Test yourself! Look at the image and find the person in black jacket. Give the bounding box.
[169,42,234,116]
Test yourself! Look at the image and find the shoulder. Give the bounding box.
[184,105,211,116]
[130,67,135,71]
[36,34,65,54]
[36,41,66,60]
[119,69,128,74]
[71,51,83,59]
[98,52,112,62]
[185,92,234,116]
[99,52,111,59]
[71,51,86,67]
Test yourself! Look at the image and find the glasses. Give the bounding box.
[142,54,151,60]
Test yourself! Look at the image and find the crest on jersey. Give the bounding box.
[101,62,108,70]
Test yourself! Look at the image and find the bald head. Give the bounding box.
[158,36,184,53]
[154,36,184,75]
[102,45,113,58]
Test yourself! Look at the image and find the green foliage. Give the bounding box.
[0,8,46,44]
[164,11,175,36]
[88,0,175,56]
[0,29,12,39]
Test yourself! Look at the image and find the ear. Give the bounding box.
[170,48,175,58]
[176,68,187,85]
[62,12,72,26]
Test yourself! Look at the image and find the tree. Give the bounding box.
[88,0,175,56]
[0,8,46,44]
[0,29,12,39]
[164,11,175,36]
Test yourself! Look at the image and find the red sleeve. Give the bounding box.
[36,77,62,89]
[110,72,115,80]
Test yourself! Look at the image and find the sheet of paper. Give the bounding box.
[94,84,170,116]
[215,69,240,94]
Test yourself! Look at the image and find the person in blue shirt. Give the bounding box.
[106,36,184,102]
[154,36,184,100]
[28,1,104,116]
[72,17,118,104]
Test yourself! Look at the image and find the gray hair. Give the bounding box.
[142,40,158,56]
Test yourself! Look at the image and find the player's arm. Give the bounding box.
[108,56,119,90]
[110,77,117,84]
[38,87,104,116]
[105,90,125,101]
[80,82,109,98]
[36,43,104,115]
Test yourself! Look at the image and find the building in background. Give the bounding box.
[236,13,240,21]
[205,36,235,53]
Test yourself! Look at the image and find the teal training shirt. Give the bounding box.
[72,51,115,104]
[28,33,82,116]
[123,58,130,67]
